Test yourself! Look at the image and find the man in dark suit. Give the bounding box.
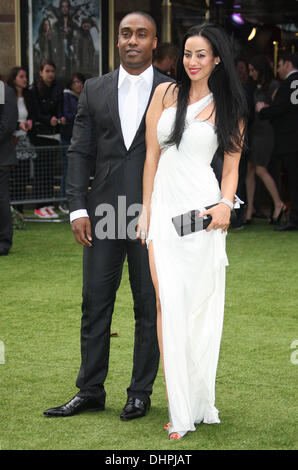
[44,12,174,419]
[257,52,298,231]
[0,84,18,255]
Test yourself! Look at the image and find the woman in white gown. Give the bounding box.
[137,23,247,440]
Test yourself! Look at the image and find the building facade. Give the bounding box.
[0,0,297,81]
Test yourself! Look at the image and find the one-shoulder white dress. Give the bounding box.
[147,93,229,437]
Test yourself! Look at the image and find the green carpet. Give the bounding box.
[0,219,297,450]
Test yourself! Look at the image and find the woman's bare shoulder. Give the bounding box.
[154,82,178,108]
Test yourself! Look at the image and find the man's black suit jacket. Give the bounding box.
[66,67,174,227]
[259,71,298,155]
[0,85,18,167]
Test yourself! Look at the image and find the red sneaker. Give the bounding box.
[34,208,51,218]
[45,206,59,218]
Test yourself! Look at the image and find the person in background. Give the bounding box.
[236,58,251,86]
[153,42,178,78]
[0,84,18,255]
[232,58,255,229]
[258,52,298,231]
[59,72,85,214]
[245,55,285,224]
[30,59,66,219]
[7,67,37,216]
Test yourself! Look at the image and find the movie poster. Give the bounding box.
[30,0,101,84]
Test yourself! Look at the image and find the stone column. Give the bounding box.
[0,0,20,80]
[161,0,172,43]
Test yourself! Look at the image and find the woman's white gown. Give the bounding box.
[147,93,229,437]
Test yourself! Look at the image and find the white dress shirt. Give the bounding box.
[118,64,153,149]
[70,65,154,223]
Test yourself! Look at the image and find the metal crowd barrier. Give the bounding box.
[10,144,69,221]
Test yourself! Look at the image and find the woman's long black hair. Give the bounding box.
[166,23,248,155]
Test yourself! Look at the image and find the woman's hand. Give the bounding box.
[198,203,231,233]
[136,206,150,246]
[50,116,58,126]
[19,121,29,132]
[255,101,269,112]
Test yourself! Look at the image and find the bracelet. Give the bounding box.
[219,198,234,210]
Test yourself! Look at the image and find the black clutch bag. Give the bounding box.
[172,203,235,237]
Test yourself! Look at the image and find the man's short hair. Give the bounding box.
[119,11,157,36]
[278,51,298,69]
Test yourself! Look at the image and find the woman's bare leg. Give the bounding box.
[255,165,285,218]
[147,241,168,402]
[148,242,184,440]
[245,161,256,221]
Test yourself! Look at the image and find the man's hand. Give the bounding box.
[71,217,92,247]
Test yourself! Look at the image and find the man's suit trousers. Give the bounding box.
[76,237,159,401]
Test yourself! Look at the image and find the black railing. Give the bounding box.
[10,144,68,207]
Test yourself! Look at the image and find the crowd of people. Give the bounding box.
[6,60,85,219]
[2,46,298,221]
[2,42,179,224]
[151,46,298,232]
[0,28,297,260]
[234,52,298,231]
[150,42,298,235]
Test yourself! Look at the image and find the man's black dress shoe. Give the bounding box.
[274,222,298,232]
[0,249,9,256]
[43,394,105,417]
[120,397,151,421]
